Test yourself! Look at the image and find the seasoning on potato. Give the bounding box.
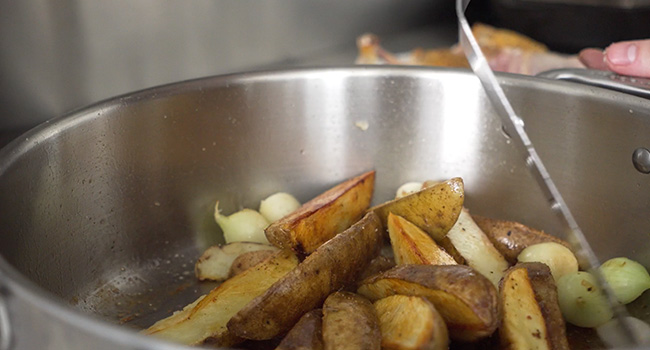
[227,211,383,340]
[472,215,571,264]
[143,172,634,349]
[357,264,498,342]
[499,262,569,350]
[322,291,381,350]
[371,177,464,242]
[265,170,375,255]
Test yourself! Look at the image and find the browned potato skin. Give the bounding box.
[355,255,396,287]
[371,178,464,242]
[322,292,381,350]
[276,309,324,350]
[472,215,571,264]
[499,262,570,350]
[374,295,449,350]
[357,264,498,342]
[229,250,278,277]
[228,212,384,340]
[265,171,375,255]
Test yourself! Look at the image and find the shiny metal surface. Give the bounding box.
[0,67,650,349]
[0,287,11,350]
[0,0,442,131]
[632,148,650,174]
[539,69,650,99]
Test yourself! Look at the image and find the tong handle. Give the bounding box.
[539,68,650,99]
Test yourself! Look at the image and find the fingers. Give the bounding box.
[603,40,650,78]
[578,48,608,71]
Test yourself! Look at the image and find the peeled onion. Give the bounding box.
[557,271,613,328]
[259,192,301,223]
[395,182,423,199]
[599,257,650,305]
[214,201,270,244]
[517,242,578,281]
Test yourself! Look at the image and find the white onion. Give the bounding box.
[557,271,613,328]
[517,242,578,281]
[214,201,270,244]
[259,192,301,223]
[395,182,423,199]
[599,257,650,305]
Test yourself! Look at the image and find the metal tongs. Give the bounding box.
[455,0,640,346]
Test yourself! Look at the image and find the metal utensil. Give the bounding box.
[538,68,650,99]
[456,0,639,345]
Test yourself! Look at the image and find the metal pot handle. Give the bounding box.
[538,68,650,99]
[0,284,13,350]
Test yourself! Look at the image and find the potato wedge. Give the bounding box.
[143,295,206,335]
[229,249,278,277]
[472,215,571,264]
[195,242,278,281]
[356,255,396,286]
[371,177,464,242]
[374,295,448,350]
[265,170,375,255]
[228,211,383,340]
[322,292,381,350]
[276,309,324,350]
[387,213,456,266]
[357,264,498,342]
[445,209,509,286]
[143,249,299,346]
[499,262,569,350]
[437,236,466,264]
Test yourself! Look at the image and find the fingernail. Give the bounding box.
[606,43,638,66]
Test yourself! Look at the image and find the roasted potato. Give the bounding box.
[437,236,466,264]
[143,249,299,346]
[357,264,498,342]
[374,295,448,350]
[387,213,456,266]
[229,249,278,277]
[371,177,464,242]
[472,215,571,264]
[445,209,509,286]
[276,309,324,350]
[265,170,375,255]
[499,262,569,350]
[195,242,278,282]
[356,255,396,286]
[227,212,384,340]
[322,292,381,350]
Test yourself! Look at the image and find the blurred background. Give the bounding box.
[1,0,649,146]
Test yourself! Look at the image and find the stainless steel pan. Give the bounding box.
[0,67,649,349]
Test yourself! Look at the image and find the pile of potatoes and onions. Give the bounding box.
[142,171,650,349]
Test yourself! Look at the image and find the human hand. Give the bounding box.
[579,40,650,78]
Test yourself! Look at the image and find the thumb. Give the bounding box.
[604,40,650,78]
